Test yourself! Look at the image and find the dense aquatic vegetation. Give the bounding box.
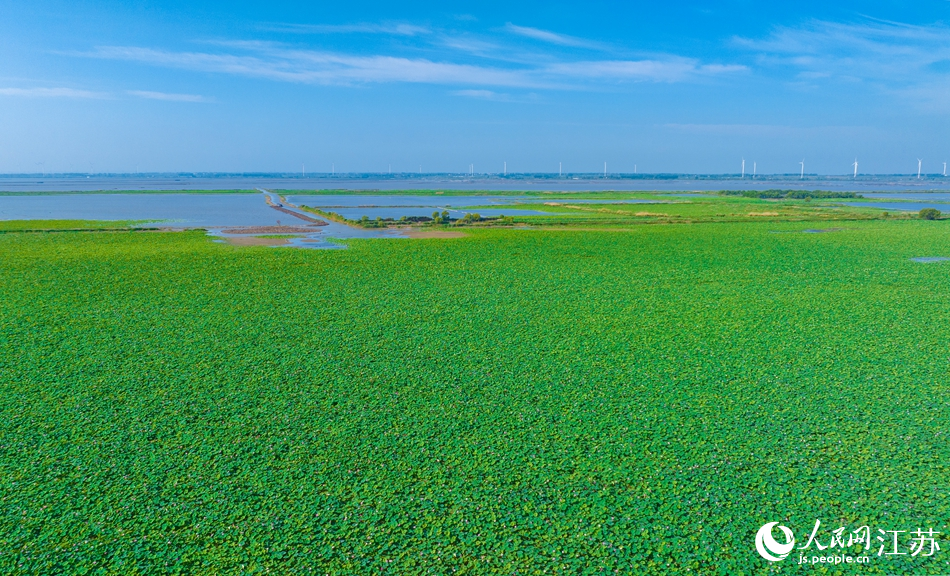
[2,222,950,573]
[0,219,145,231]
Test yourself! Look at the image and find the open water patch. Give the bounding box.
[910,257,950,263]
[861,193,950,202]
[841,201,949,211]
[0,193,283,227]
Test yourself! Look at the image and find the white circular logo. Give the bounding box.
[756,522,796,562]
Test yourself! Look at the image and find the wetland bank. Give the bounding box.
[2,188,950,574]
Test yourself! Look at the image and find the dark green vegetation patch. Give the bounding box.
[1,222,950,574]
[718,189,861,199]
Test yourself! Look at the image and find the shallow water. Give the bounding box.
[0,192,414,242]
[841,201,950,211]
[0,194,283,227]
[910,257,950,263]
[861,193,950,201]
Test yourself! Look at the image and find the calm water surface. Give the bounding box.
[6,175,950,193]
[840,201,950,211]
[0,194,280,227]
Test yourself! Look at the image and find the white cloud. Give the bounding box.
[735,19,950,110]
[264,22,430,36]
[81,45,543,88]
[76,43,743,89]
[504,23,604,49]
[127,90,209,102]
[0,87,107,98]
[451,89,530,102]
[735,19,950,81]
[547,59,747,82]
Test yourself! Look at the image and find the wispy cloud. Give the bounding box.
[0,87,107,98]
[735,18,950,109]
[127,90,209,102]
[504,23,604,49]
[451,89,534,102]
[735,19,950,81]
[547,59,747,82]
[263,22,430,36]
[74,42,743,90]
[80,45,542,87]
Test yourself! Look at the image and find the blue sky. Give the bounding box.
[2,0,950,174]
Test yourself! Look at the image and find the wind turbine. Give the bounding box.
[799,160,804,180]
[918,158,922,179]
[741,158,745,178]
[604,162,607,178]
[559,162,562,177]
[852,159,858,179]
[752,161,756,179]
[504,161,507,176]
[944,162,947,177]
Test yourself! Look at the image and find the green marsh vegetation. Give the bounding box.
[0,219,152,231]
[2,217,950,573]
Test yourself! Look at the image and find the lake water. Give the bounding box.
[840,202,950,211]
[6,175,950,193]
[0,192,554,242]
[0,194,283,227]
[860,193,950,201]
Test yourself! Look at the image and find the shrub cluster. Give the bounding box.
[431,210,452,225]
